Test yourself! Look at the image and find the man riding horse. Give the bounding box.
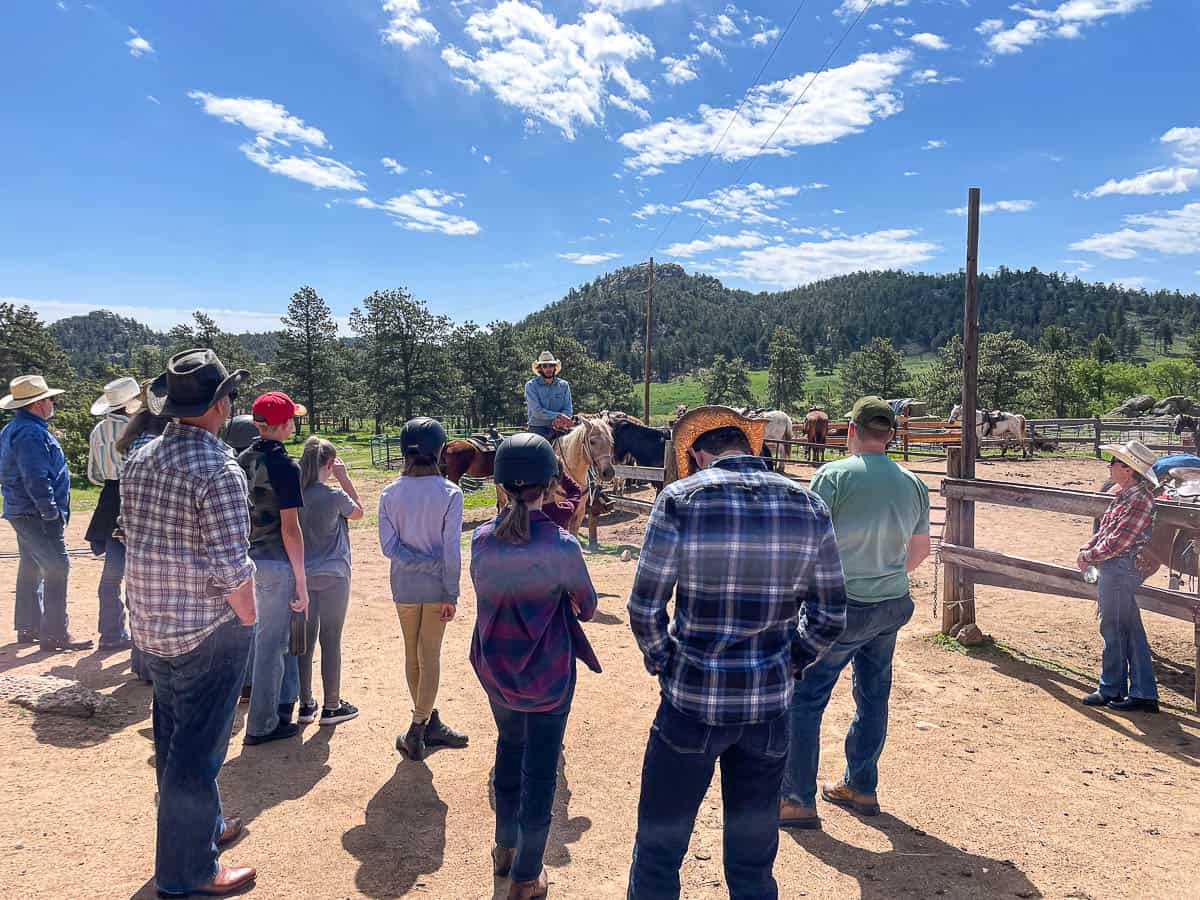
[525,351,574,442]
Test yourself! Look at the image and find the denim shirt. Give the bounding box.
[0,409,70,521]
[524,377,573,428]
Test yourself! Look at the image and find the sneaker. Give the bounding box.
[319,700,359,726]
[1082,691,1122,707]
[244,720,299,746]
[1107,696,1160,713]
[297,702,319,725]
[425,709,468,748]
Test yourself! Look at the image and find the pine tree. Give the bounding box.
[840,337,907,408]
[766,326,807,412]
[0,302,73,384]
[275,286,338,433]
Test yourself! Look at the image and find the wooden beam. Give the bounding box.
[608,496,655,516]
[612,463,665,482]
[941,478,1200,530]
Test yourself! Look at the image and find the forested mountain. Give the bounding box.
[522,265,1199,379]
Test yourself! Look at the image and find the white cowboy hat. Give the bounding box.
[1100,440,1159,486]
[532,351,562,375]
[90,376,144,416]
[0,374,66,411]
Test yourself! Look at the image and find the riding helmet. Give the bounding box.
[401,416,447,458]
[494,432,558,489]
[224,414,259,453]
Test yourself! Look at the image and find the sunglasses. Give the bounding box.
[1108,459,1129,469]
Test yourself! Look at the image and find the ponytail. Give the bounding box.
[495,485,545,545]
[299,437,337,489]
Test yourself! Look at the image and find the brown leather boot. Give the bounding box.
[396,721,426,761]
[492,845,516,877]
[779,799,821,830]
[506,868,548,899]
[821,780,881,816]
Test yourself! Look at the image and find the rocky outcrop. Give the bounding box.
[1152,396,1200,417]
[1107,395,1157,418]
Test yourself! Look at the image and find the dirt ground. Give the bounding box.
[0,455,1198,900]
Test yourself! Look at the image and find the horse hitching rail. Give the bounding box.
[939,454,1200,709]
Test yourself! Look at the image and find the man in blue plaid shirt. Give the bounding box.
[626,415,847,900]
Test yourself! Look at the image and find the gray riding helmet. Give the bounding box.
[494,432,558,489]
[401,416,448,458]
[224,414,259,453]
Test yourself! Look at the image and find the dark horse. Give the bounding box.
[1173,414,1199,450]
[611,418,670,493]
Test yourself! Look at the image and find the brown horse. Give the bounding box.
[802,409,829,463]
[440,438,496,484]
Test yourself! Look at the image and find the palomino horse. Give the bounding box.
[556,416,617,534]
[949,405,1029,458]
[802,408,830,463]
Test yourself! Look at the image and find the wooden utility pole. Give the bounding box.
[643,257,654,422]
[958,187,981,628]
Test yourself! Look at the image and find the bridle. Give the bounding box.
[575,417,614,480]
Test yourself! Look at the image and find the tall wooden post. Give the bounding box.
[957,187,981,629]
[941,446,962,633]
[643,257,654,422]
[1093,416,1103,459]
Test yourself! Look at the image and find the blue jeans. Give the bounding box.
[784,594,914,807]
[145,618,252,895]
[7,515,70,640]
[1097,555,1158,701]
[490,674,574,882]
[247,559,298,736]
[97,536,130,644]
[628,698,788,900]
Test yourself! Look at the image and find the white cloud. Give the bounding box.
[126,28,154,58]
[188,91,328,147]
[711,229,938,288]
[1078,167,1200,199]
[684,182,812,226]
[1112,275,1153,290]
[241,145,367,191]
[381,0,440,49]
[751,27,781,46]
[664,231,767,259]
[836,0,910,18]
[620,49,909,172]
[1162,127,1200,165]
[632,202,681,219]
[558,251,621,264]
[441,2,654,141]
[904,170,919,176]
[661,55,699,85]
[146,95,160,105]
[910,33,950,50]
[1061,258,1094,274]
[984,1,1150,57]
[910,68,961,85]
[947,199,1036,215]
[922,139,946,150]
[503,261,532,269]
[381,156,408,174]
[355,189,481,235]
[597,216,612,224]
[695,40,724,60]
[483,153,493,164]
[1070,202,1200,259]
[587,0,673,10]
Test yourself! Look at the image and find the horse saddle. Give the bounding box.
[465,435,498,453]
[1168,467,1200,498]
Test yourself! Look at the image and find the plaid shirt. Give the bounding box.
[628,455,848,726]
[1080,480,1156,564]
[120,421,255,657]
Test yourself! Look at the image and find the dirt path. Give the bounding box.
[0,458,1197,899]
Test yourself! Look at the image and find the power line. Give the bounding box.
[677,0,878,250]
[645,1,810,258]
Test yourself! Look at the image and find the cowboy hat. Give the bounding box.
[148,348,249,418]
[0,374,66,410]
[90,376,144,416]
[531,351,561,375]
[1100,440,1159,486]
[673,405,767,478]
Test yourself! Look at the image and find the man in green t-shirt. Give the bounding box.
[780,396,931,829]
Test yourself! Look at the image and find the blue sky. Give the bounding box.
[3,0,1198,333]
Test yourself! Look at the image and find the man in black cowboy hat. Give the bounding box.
[120,349,258,897]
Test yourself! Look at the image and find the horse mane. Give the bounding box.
[556,416,613,473]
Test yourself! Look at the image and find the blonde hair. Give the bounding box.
[300,437,337,489]
[495,485,545,545]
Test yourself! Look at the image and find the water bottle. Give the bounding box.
[1083,566,1100,585]
[288,609,307,656]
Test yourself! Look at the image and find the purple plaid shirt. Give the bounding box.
[470,511,601,712]
[120,421,255,657]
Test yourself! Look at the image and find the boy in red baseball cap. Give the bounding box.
[240,391,310,745]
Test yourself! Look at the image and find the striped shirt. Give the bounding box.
[87,413,128,485]
[120,421,255,658]
[628,454,848,726]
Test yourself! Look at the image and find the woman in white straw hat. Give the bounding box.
[524,351,573,441]
[0,374,92,651]
[85,377,144,653]
[1077,440,1160,713]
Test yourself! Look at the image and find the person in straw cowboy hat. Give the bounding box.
[524,350,573,442]
[1077,439,1160,713]
[85,376,143,652]
[0,374,93,651]
[626,406,848,900]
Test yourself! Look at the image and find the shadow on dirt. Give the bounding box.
[784,811,1043,899]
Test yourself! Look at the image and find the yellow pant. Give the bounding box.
[394,602,448,724]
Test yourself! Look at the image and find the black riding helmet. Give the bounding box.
[224,414,259,453]
[401,416,447,458]
[494,432,557,489]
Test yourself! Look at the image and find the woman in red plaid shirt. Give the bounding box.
[1077,440,1160,713]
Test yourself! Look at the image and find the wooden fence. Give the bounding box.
[940,447,1200,708]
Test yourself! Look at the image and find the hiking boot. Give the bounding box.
[425,709,468,748]
[492,845,516,878]
[397,721,427,760]
[99,636,133,651]
[1107,696,1160,713]
[319,700,359,726]
[506,868,548,899]
[821,781,881,816]
[297,702,319,725]
[16,629,39,645]
[1082,690,1122,707]
[244,720,299,746]
[779,799,821,830]
[39,634,94,653]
